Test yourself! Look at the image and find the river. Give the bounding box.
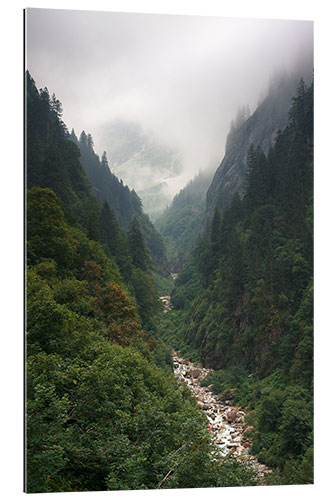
[172,350,271,479]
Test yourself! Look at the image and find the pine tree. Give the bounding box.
[25,73,95,228]
[87,133,94,150]
[100,200,119,256]
[79,130,88,149]
[101,151,109,171]
[69,128,78,144]
[50,93,63,119]
[128,217,151,272]
[87,208,100,241]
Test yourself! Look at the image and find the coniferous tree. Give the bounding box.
[128,217,151,272]
[87,208,100,241]
[69,128,78,144]
[73,133,169,278]
[79,130,88,148]
[100,200,119,257]
[26,72,94,225]
[87,133,94,150]
[101,151,109,171]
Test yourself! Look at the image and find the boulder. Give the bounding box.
[226,410,238,423]
[192,368,201,378]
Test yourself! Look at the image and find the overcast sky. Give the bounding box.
[26,8,313,187]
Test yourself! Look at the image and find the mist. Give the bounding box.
[26,8,313,197]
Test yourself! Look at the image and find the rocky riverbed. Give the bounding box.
[172,351,271,479]
[160,295,172,313]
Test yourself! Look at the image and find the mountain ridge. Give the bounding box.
[205,73,310,224]
[99,119,183,220]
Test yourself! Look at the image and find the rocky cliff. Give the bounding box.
[205,75,304,223]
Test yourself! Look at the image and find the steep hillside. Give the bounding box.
[26,185,253,493]
[156,168,214,272]
[171,79,313,484]
[99,120,183,220]
[205,74,307,223]
[26,71,100,228]
[25,71,167,328]
[69,129,170,279]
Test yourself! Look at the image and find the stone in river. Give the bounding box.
[226,410,238,423]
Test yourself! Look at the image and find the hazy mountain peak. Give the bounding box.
[98,119,184,220]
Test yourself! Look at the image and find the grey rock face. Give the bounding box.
[205,76,301,224]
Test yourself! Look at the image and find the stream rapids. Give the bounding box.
[172,350,271,479]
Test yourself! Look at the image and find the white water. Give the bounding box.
[172,351,271,477]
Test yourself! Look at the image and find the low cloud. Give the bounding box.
[26,9,313,187]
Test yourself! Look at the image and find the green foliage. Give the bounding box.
[26,274,256,492]
[26,195,226,491]
[26,72,99,229]
[26,69,314,490]
[128,217,151,272]
[25,79,259,492]
[250,382,313,478]
[170,79,313,484]
[26,71,167,331]
[201,365,255,405]
[129,268,163,332]
[76,134,170,278]
[151,271,174,296]
[99,200,120,257]
[27,187,74,269]
[171,251,204,309]
[156,311,201,364]
[156,169,213,271]
[27,343,203,491]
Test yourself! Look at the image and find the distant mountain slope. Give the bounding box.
[69,129,170,278]
[25,71,167,333]
[155,168,214,272]
[99,120,183,220]
[205,74,306,223]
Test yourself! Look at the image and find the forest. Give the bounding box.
[164,78,313,484]
[25,69,313,492]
